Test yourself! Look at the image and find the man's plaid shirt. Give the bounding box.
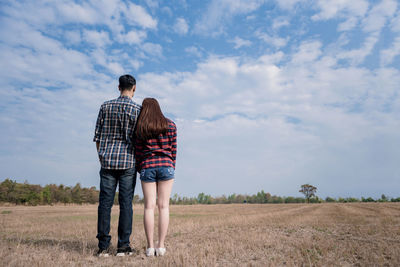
[135,119,177,171]
[93,96,141,169]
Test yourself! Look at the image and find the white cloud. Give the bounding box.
[291,40,322,64]
[362,0,397,33]
[231,36,252,49]
[64,30,81,45]
[126,3,157,29]
[57,2,100,24]
[135,53,400,197]
[145,0,159,9]
[88,48,131,75]
[185,46,203,57]
[312,0,369,21]
[391,11,400,32]
[312,0,369,31]
[129,60,143,70]
[2,36,400,197]
[8,0,167,82]
[338,17,358,31]
[142,42,163,57]
[0,20,93,87]
[336,33,379,65]
[1,0,57,26]
[380,36,400,66]
[1,0,400,199]
[119,30,147,45]
[194,0,265,35]
[83,30,111,47]
[256,31,289,48]
[272,17,290,30]
[107,62,125,75]
[274,0,303,10]
[325,1,398,66]
[174,17,189,35]
[161,6,173,17]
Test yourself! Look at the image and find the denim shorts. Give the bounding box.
[140,166,175,183]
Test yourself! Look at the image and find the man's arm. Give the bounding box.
[94,105,104,161]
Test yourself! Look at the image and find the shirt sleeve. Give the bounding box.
[134,138,144,172]
[93,105,104,142]
[170,123,177,168]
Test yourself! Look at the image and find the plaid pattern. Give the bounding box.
[93,96,141,169]
[135,119,177,171]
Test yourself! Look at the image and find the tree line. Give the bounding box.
[0,179,399,206]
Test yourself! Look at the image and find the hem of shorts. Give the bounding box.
[139,166,175,170]
[140,177,174,183]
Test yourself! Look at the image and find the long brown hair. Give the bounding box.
[136,98,169,140]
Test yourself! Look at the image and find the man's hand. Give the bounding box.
[96,142,100,161]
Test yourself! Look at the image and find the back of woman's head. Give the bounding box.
[136,98,169,140]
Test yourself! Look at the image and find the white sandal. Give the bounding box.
[155,247,166,256]
[145,248,155,257]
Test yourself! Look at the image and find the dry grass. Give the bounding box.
[1,203,399,266]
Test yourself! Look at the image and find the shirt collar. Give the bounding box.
[119,95,132,100]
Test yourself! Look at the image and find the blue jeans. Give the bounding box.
[97,167,136,249]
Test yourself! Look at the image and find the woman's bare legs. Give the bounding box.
[156,179,174,248]
[141,181,157,248]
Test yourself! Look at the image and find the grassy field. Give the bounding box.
[0,203,399,266]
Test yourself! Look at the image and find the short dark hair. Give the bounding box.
[119,74,136,91]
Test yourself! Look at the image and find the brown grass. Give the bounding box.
[1,203,399,266]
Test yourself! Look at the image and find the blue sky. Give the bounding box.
[1,0,399,199]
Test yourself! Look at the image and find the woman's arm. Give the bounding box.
[134,138,144,172]
[170,124,177,169]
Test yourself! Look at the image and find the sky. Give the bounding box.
[0,0,399,199]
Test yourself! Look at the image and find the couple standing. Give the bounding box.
[93,74,177,257]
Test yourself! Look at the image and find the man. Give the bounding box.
[93,74,141,257]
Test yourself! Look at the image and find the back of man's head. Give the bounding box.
[119,74,136,91]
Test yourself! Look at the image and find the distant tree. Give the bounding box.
[4,178,400,206]
[256,190,267,203]
[0,179,17,203]
[228,193,236,203]
[41,185,52,204]
[299,184,317,203]
[309,196,322,203]
[325,196,336,202]
[235,194,246,204]
[378,194,388,202]
[171,193,179,204]
[270,195,284,203]
[133,194,141,204]
[197,193,212,204]
[204,194,212,204]
[212,195,223,204]
[361,197,375,202]
[285,196,296,203]
[345,197,359,202]
[197,193,205,204]
[71,183,82,204]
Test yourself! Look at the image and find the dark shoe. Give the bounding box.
[116,246,134,257]
[97,248,111,257]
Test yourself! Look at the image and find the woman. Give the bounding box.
[135,98,177,257]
